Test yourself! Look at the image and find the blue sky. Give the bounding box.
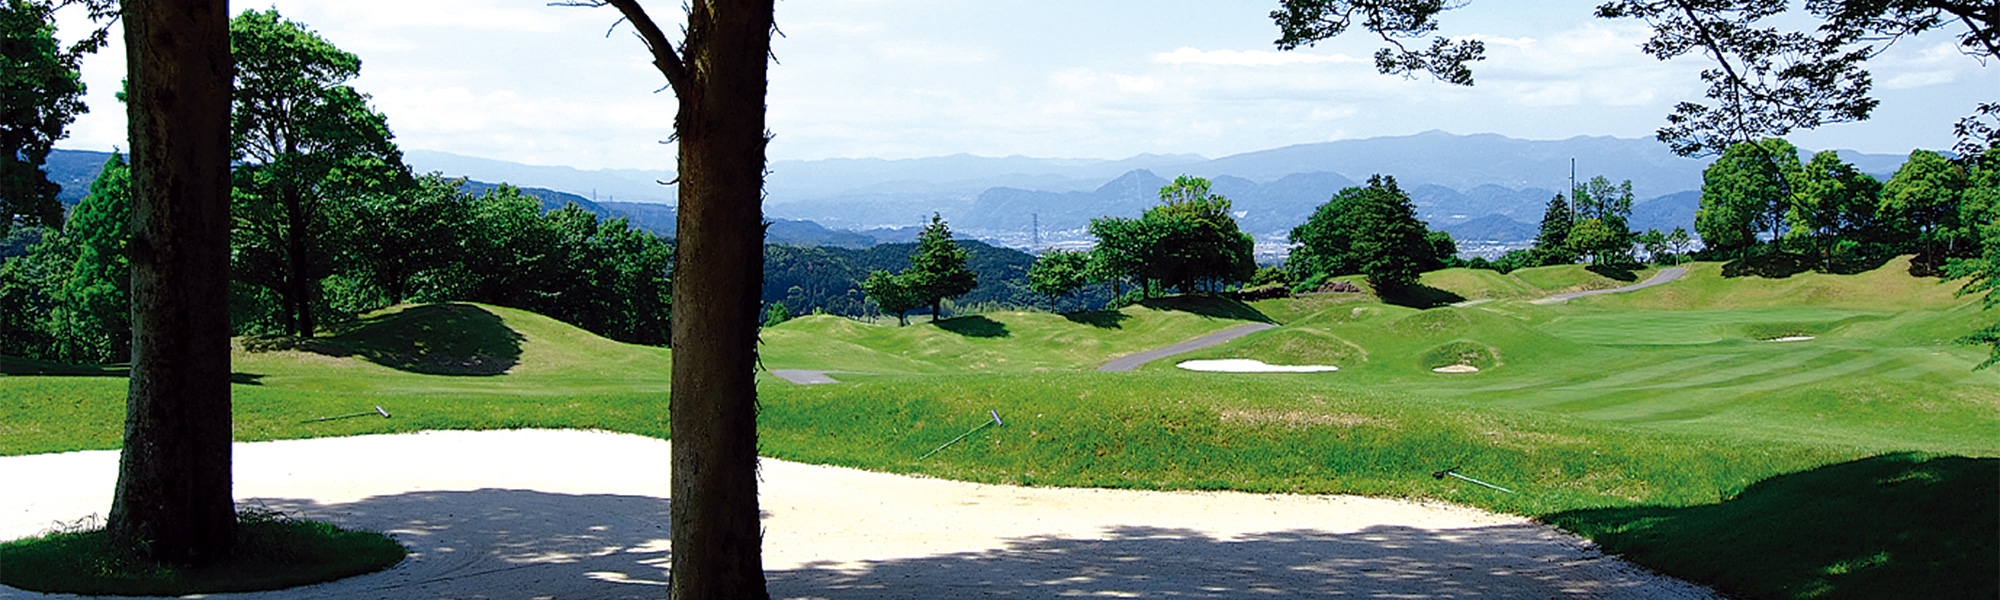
[54,0,1996,170]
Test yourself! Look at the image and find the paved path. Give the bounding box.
[770,369,855,385]
[1097,322,1278,372]
[1531,267,1687,304]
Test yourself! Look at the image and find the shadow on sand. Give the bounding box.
[238,488,1697,600]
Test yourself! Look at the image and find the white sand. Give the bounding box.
[1433,364,1481,373]
[1177,358,1339,373]
[1766,336,1816,342]
[0,430,1721,599]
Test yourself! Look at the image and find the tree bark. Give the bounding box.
[283,182,315,337]
[108,0,236,566]
[667,0,773,597]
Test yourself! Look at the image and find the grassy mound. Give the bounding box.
[758,299,1268,373]
[1,509,404,596]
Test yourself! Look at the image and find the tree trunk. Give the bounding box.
[108,0,236,566]
[668,0,773,597]
[283,183,314,337]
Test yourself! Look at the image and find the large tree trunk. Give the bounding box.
[108,0,236,566]
[668,0,773,597]
[283,183,315,337]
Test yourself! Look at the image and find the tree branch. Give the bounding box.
[554,0,689,96]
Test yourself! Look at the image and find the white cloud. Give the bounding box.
[1152,47,1363,67]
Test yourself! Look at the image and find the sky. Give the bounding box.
[52,0,1998,171]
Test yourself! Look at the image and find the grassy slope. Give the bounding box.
[5,262,1995,599]
[757,297,1267,373]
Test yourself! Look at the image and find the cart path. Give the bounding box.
[1098,322,1278,372]
[1531,267,1687,304]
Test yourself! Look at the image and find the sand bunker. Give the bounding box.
[1432,364,1480,373]
[0,430,1725,599]
[1765,336,1816,342]
[1178,359,1339,372]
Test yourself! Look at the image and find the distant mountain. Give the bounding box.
[458,179,610,217]
[406,150,676,204]
[50,132,1923,250]
[44,148,116,205]
[1438,213,1539,244]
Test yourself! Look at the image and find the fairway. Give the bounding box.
[3,258,1996,600]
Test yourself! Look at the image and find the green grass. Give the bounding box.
[757,297,1267,373]
[1546,453,1997,600]
[0,508,405,596]
[4,258,1997,599]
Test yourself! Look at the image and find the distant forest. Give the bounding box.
[763,240,1114,319]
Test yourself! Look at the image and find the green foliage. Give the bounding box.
[765,240,1060,317]
[862,269,922,326]
[1271,0,1485,86]
[0,154,128,362]
[1571,175,1634,222]
[1699,138,1803,254]
[0,0,95,234]
[903,214,979,322]
[1947,152,2000,368]
[229,9,410,337]
[1287,174,1440,293]
[1567,217,1630,266]
[1027,248,1091,309]
[1249,266,1291,287]
[1881,149,1972,260]
[761,301,791,328]
[1531,193,1577,265]
[1597,0,1992,157]
[338,174,473,305]
[1084,176,1255,297]
[1787,150,1887,266]
[49,154,130,362]
[448,189,673,346]
[1,508,405,596]
[1637,228,1670,264]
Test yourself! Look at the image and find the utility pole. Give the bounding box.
[1568,158,1577,221]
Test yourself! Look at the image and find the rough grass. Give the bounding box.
[0,508,405,596]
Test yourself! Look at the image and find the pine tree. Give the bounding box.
[1532,192,1576,265]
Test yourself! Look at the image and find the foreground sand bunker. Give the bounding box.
[0,430,1721,599]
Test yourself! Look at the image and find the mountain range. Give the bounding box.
[46,131,1915,250]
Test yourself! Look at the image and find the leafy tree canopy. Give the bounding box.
[1,0,111,234]
[1288,174,1439,292]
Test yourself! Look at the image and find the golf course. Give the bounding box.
[3,256,1996,599]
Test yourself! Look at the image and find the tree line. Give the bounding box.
[1,10,672,364]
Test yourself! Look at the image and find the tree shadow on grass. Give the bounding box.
[1379,284,1465,309]
[1061,310,1131,329]
[1585,263,1641,282]
[1139,295,1274,323]
[935,315,1009,338]
[1544,453,1999,600]
[1721,252,1815,279]
[0,356,265,385]
[244,303,525,376]
[241,489,1703,599]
